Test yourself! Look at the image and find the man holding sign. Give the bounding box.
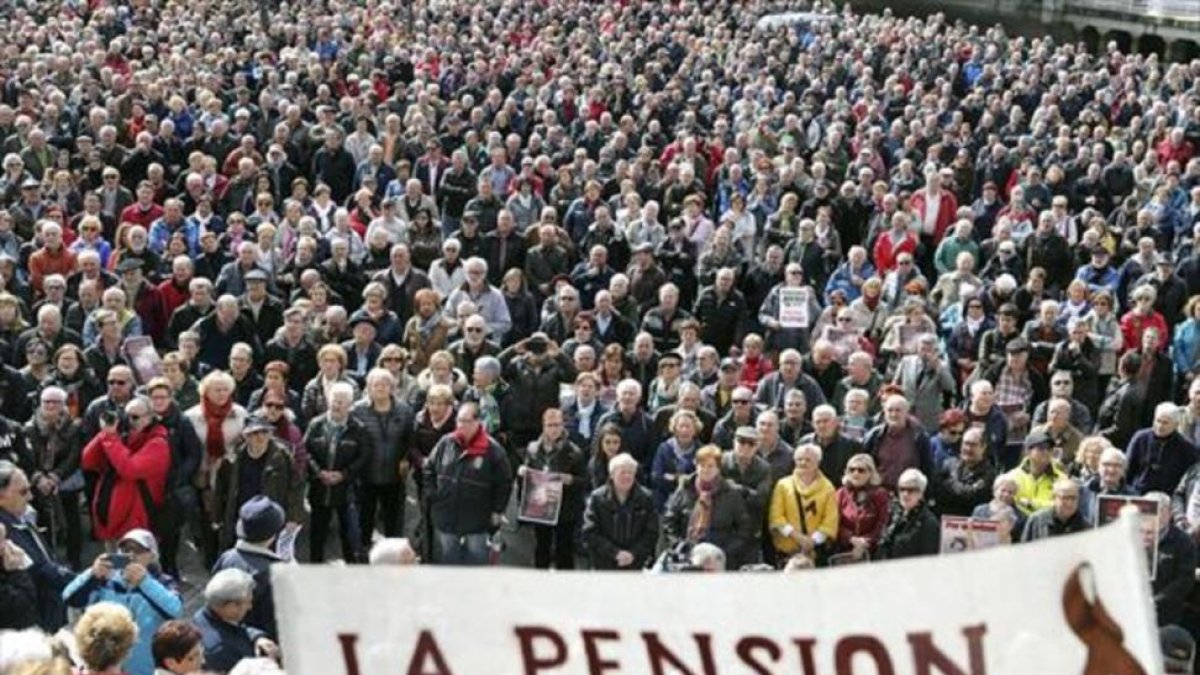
[518,409,587,570]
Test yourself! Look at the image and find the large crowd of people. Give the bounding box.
[1,0,1200,671]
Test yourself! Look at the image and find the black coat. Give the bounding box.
[352,399,414,486]
[0,508,70,631]
[499,349,577,435]
[423,431,513,535]
[663,477,753,569]
[934,457,999,516]
[879,502,940,560]
[1096,378,1145,451]
[304,414,369,507]
[0,566,38,629]
[522,438,588,524]
[581,483,659,570]
[1154,525,1197,626]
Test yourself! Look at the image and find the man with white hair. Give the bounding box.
[305,382,368,563]
[581,453,658,570]
[443,256,512,341]
[28,220,76,296]
[863,394,934,491]
[1021,477,1087,542]
[193,568,280,672]
[1080,447,1135,523]
[191,294,263,371]
[1126,403,1198,495]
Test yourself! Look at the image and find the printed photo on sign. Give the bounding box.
[940,516,1004,553]
[518,469,564,526]
[123,336,163,385]
[1096,495,1160,580]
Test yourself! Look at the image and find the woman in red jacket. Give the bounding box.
[81,397,171,544]
[835,454,891,562]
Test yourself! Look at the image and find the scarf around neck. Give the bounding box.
[202,398,233,459]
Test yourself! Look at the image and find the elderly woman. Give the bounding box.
[650,410,703,511]
[835,454,890,561]
[972,473,1027,535]
[64,529,182,675]
[429,238,468,299]
[74,601,140,675]
[1070,435,1110,483]
[377,345,421,403]
[160,352,200,411]
[769,444,838,565]
[663,445,752,569]
[353,368,414,543]
[354,282,402,346]
[415,350,468,403]
[184,371,249,566]
[581,452,659,571]
[152,620,205,675]
[43,343,104,419]
[301,344,360,421]
[403,288,453,374]
[878,468,940,560]
[193,569,279,673]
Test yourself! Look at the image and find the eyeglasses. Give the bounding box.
[1052,380,1071,386]
[465,327,485,333]
[732,399,751,405]
[735,438,755,445]
[108,379,129,386]
[898,486,921,493]
[847,466,869,474]
[126,413,145,422]
[944,428,964,437]
[837,316,854,323]
[898,260,913,265]
[382,356,405,363]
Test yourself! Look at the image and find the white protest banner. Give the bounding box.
[274,515,1160,675]
[778,287,810,328]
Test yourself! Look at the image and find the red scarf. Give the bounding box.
[454,426,491,458]
[202,398,233,459]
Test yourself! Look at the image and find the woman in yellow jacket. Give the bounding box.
[768,444,839,564]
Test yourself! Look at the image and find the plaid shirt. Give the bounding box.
[995,367,1031,409]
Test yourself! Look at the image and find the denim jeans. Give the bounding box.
[434,530,490,565]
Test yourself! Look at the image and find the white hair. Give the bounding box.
[1099,447,1126,468]
[205,568,255,607]
[369,538,418,566]
[690,542,726,571]
[1156,402,1182,424]
[608,452,638,474]
[898,468,928,494]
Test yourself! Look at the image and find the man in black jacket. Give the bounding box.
[423,403,512,565]
[1148,491,1197,626]
[304,384,367,563]
[146,378,202,577]
[498,333,577,456]
[581,453,659,570]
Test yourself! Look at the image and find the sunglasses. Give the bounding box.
[126,413,145,422]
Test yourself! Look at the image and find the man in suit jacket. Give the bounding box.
[0,461,73,632]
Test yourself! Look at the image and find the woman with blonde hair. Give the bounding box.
[649,410,703,510]
[415,349,467,402]
[74,602,138,675]
[834,454,890,561]
[301,343,359,421]
[183,370,248,566]
[769,444,838,565]
[402,287,452,373]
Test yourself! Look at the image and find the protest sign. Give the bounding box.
[123,336,162,385]
[518,469,564,526]
[778,287,810,328]
[940,516,1004,553]
[275,515,1160,675]
[1096,495,1161,580]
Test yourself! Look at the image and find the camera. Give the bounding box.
[100,410,120,428]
